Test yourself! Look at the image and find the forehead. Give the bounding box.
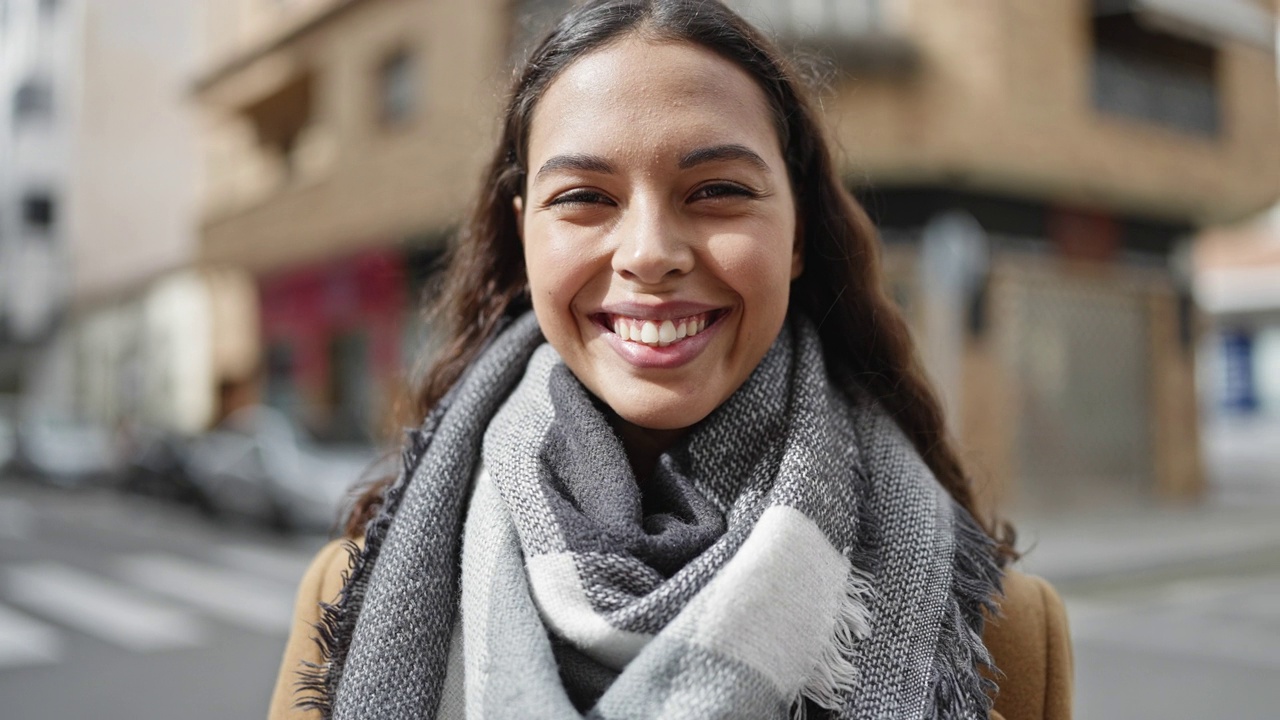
[527,37,781,168]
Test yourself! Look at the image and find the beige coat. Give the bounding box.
[269,540,1072,720]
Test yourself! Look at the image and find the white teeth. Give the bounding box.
[640,321,659,344]
[610,313,713,346]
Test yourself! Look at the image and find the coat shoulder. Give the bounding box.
[268,538,359,720]
[983,569,1074,720]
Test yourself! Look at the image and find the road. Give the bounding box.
[1061,553,1280,719]
[0,478,328,720]
[3,474,1279,719]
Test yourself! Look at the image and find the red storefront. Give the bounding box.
[258,248,407,443]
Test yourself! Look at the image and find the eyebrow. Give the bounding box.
[532,143,772,184]
[678,144,770,172]
[533,153,617,184]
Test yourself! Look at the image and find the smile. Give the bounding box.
[603,311,722,347]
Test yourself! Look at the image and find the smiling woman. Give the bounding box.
[268,2,1071,719]
[518,38,801,463]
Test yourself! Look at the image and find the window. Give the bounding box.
[1091,8,1220,137]
[22,192,56,235]
[378,49,417,125]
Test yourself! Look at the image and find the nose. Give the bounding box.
[612,198,695,286]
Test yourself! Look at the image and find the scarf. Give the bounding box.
[298,311,1003,719]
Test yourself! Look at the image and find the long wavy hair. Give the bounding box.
[346,0,1015,561]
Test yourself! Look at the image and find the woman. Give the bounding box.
[270,1,1072,718]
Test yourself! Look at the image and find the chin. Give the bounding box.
[605,385,722,432]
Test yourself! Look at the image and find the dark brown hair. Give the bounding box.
[346,0,1014,561]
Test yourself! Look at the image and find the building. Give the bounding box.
[195,0,515,443]
[194,0,1280,510]
[1197,210,1280,417]
[747,0,1280,512]
[0,0,256,435]
[0,0,78,414]
[1194,208,1280,504]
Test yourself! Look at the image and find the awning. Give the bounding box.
[1096,0,1276,51]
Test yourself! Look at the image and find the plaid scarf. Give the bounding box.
[299,312,1003,719]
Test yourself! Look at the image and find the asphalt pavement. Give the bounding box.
[0,477,328,720]
[2,450,1278,720]
[1010,418,1280,720]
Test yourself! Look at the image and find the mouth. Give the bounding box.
[591,309,727,348]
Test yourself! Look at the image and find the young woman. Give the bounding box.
[270,1,1072,718]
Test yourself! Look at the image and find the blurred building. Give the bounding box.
[0,0,257,435]
[749,0,1279,512]
[193,0,1280,509]
[1194,207,1280,503]
[194,0,515,443]
[1196,208,1280,417]
[0,0,77,413]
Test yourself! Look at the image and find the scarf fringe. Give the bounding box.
[293,425,438,718]
[293,539,359,717]
[922,502,1005,720]
[793,565,876,719]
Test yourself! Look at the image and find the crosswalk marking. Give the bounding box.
[211,542,316,584]
[115,553,297,635]
[3,563,208,652]
[0,603,63,669]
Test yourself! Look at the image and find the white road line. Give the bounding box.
[0,603,63,669]
[3,563,207,652]
[211,543,316,584]
[115,553,296,635]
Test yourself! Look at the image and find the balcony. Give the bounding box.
[509,0,920,73]
[730,0,919,73]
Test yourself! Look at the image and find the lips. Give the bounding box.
[588,304,728,370]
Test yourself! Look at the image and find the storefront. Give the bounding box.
[258,248,407,444]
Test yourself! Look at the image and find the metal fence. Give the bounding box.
[883,242,1167,511]
[992,258,1156,509]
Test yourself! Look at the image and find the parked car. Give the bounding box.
[12,414,122,487]
[187,405,382,533]
[119,428,214,513]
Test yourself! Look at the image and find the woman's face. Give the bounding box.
[518,37,801,431]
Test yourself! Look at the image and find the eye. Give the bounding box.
[547,189,614,207]
[689,182,757,202]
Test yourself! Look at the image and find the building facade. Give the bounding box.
[0,0,79,413]
[0,0,256,435]
[194,0,1280,509]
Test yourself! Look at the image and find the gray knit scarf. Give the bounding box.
[298,311,1003,719]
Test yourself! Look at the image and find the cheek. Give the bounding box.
[524,226,608,325]
[705,227,797,303]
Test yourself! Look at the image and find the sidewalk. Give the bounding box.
[1011,499,1280,587]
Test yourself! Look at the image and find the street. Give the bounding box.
[2,475,1279,719]
[0,478,327,720]
[1058,548,1280,719]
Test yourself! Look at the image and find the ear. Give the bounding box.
[790,218,804,280]
[512,196,525,245]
